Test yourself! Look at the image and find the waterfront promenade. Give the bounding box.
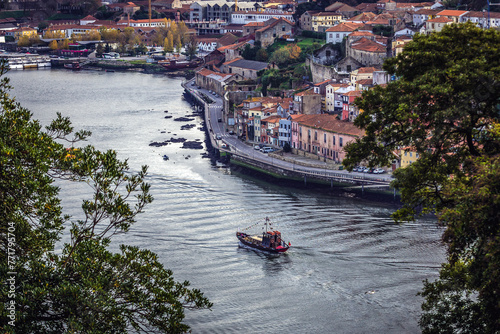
[182,78,395,193]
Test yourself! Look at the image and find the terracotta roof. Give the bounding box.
[197,68,235,82]
[295,88,320,96]
[314,79,334,86]
[218,32,239,46]
[294,114,365,137]
[350,38,386,53]
[243,22,266,27]
[427,16,453,23]
[326,22,364,32]
[345,90,363,97]
[356,3,378,12]
[437,9,468,16]
[217,40,248,52]
[357,78,373,85]
[349,31,375,37]
[357,66,379,73]
[81,15,97,21]
[414,8,441,15]
[347,12,376,22]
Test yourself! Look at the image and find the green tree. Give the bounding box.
[0,62,212,333]
[183,34,198,59]
[342,23,500,333]
[255,48,268,62]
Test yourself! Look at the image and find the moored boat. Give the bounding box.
[236,217,290,253]
[64,62,81,70]
[159,58,203,70]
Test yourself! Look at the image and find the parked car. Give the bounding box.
[216,134,222,140]
[254,145,261,150]
[373,168,386,174]
[217,118,222,122]
[362,167,370,173]
[260,147,274,153]
[228,130,235,135]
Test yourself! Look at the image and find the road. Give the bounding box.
[184,79,393,185]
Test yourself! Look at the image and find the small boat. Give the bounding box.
[64,62,81,70]
[236,217,290,253]
[159,58,203,70]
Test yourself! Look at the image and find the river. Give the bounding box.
[7,68,445,333]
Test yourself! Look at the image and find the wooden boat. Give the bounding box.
[64,62,81,70]
[236,217,290,253]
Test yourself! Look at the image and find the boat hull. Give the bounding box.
[236,232,289,253]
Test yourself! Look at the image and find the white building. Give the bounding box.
[231,9,294,25]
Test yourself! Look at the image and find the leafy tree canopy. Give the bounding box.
[343,22,500,333]
[0,62,211,333]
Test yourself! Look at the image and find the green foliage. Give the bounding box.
[301,30,327,40]
[342,23,500,332]
[372,25,393,37]
[241,44,258,60]
[0,61,211,333]
[0,11,25,19]
[293,2,321,22]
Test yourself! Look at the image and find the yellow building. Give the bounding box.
[400,149,419,167]
[13,27,38,41]
[311,12,343,32]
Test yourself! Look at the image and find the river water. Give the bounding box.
[7,68,445,333]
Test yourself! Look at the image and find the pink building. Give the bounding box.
[291,114,364,162]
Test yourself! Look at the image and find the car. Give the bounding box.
[373,168,386,174]
[353,166,361,172]
[197,86,201,89]
[217,118,222,122]
[260,147,274,153]
[216,135,222,140]
[191,82,195,86]
[228,130,235,135]
[362,167,370,173]
[254,145,261,150]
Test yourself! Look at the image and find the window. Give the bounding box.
[339,137,343,147]
[314,131,317,140]
[324,133,327,143]
[282,25,286,31]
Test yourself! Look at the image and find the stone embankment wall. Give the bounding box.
[306,58,341,83]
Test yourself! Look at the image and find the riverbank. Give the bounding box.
[51,57,194,77]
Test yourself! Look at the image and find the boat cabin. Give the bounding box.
[262,230,282,248]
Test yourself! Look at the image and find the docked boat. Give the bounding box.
[64,62,81,70]
[236,217,290,253]
[6,57,23,70]
[159,58,203,70]
[1,54,51,70]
